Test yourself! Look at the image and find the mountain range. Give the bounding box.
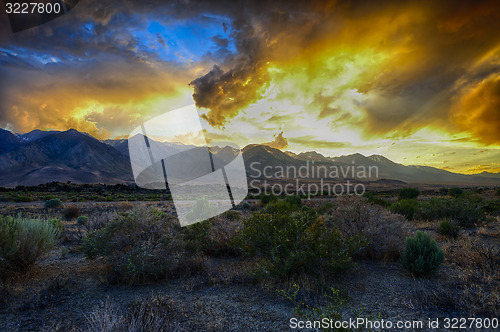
[0,128,499,187]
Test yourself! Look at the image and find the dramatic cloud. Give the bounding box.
[262,131,288,150]
[452,73,500,145]
[187,0,500,141]
[0,52,194,137]
[190,64,269,127]
[0,0,231,135]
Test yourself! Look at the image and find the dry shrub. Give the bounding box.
[81,206,191,284]
[61,205,80,220]
[443,236,500,316]
[84,210,119,233]
[117,201,134,211]
[204,215,241,256]
[326,196,409,261]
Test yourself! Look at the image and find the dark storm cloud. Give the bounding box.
[1,0,500,146]
[0,0,219,134]
[188,0,500,143]
[190,63,269,126]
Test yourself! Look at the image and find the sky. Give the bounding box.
[0,0,499,174]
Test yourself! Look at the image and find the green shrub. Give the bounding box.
[284,195,302,207]
[448,187,464,198]
[77,215,89,225]
[48,218,64,234]
[418,198,484,227]
[62,205,80,220]
[496,188,500,196]
[61,247,69,259]
[398,188,420,200]
[241,201,250,210]
[390,199,419,220]
[437,220,460,238]
[182,220,212,253]
[13,195,32,202]
[0,215,61,275]
[223,210,241,221]
[363,192,390,207]
[482,199,500,215]
[391,197,485,226]
[233,201,364,278]
[402,231,444,277]
[316,202,334,215]
[44,198,62,209]
[81,207,183,284]
[260,193,278,206]
[280,285,351,331]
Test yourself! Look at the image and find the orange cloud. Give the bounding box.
[0,56,195,137]
[452,74,500,145]
[188,0,500,146]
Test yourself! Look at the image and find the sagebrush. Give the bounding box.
[0,215,61,276]
[402,231,444,277]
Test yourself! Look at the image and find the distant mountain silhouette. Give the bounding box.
[0,128,498,187]
[0,129,132,186]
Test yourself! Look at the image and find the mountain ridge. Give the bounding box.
[0,128,498,187]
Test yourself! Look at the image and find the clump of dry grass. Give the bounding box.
[85,296,184,332]
[325,196,409,261]
[477,221,500,240]
[86,299,123,332]
[410,277,462,314]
